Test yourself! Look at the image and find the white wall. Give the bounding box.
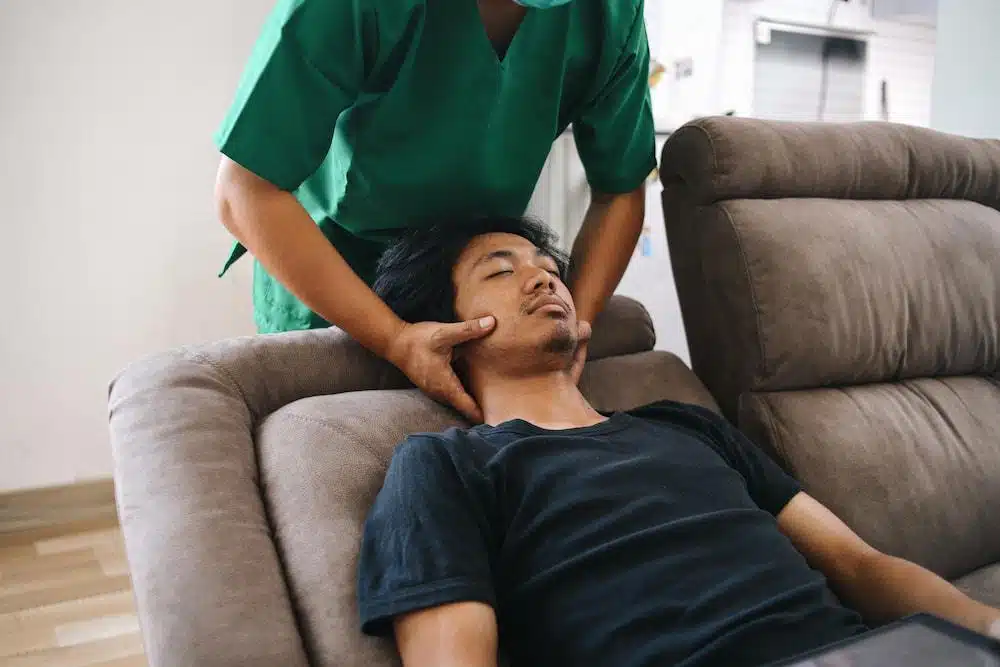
[0,0,267,492]
[931,0,1000,138]
[645,0,728,129]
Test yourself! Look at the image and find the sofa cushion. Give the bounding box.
[669,195,1000,421]
[739,377,1000,581]
[660,117,1000,422]
[955,564,1000,608]
[659,116,1000,207]
[256,351,713,667]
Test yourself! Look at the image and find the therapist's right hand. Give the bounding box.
[385,316,497,423]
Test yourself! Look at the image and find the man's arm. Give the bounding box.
[567,186,646,325]
[777,492,1000,638]
[358,437,500,663]
[394,602,499,667]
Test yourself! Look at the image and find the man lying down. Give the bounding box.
[355,216,1000,667]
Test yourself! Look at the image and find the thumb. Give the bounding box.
[436,316,496,346]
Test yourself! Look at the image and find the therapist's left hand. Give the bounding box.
[570,320,592,385]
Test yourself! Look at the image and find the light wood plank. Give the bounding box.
[0,561,107,599]
[87,656,147,667]
[0,620,56,659]
[0,480,117,543]
[0,499,147,666]
[0,574,133,616]
[0,545,40,566]
[89,655,149,667]
[56,613,141,647]
[0,549,101,584]
[35,529,124,556]
[3,590,136,629]
[1,632,144,667]
[0,517,120,550]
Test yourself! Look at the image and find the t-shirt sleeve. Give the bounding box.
[357,435,498,637]
[213,0,368,191]
[571,2,657,194]
[707,413,801,516]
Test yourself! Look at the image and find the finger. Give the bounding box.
[578,320,593,342]
[443,380,483,423]
[436,316,496,346]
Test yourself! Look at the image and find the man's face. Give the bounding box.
[452,232,578,363]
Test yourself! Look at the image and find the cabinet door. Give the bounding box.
[873,0,938,23]
[524,133,589,252]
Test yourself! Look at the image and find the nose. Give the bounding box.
[524,266,556,294]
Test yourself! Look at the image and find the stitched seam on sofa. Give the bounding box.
[758,395,792,475]
[186,349,255,420]
[278,411,396,466]
[720,204,767,381]
[691,121,721,193]
[629,300,656,348]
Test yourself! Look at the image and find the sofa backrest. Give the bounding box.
[658,117,1000,580]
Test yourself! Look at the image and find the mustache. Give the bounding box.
[521,293,570,315]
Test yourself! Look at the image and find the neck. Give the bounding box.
[469,366,606,429]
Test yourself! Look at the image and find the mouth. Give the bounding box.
[526,294,570,316]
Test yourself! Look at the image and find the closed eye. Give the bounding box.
[487,269,514,279]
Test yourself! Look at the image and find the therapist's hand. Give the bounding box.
[386,317,497,423]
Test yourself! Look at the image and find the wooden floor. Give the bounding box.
[0,518,147,667]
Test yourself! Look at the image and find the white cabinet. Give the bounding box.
[524,132,590,252]
[873,0,938,23]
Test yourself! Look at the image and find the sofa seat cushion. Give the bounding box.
[954,563,1000,608]
[255,351,713,667]
[740,377,1000,582]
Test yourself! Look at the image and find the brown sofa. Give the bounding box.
[108,118,1000,667]
[659,117,1000,608]
[107,297,715,667]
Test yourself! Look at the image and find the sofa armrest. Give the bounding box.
[108,352,310,667]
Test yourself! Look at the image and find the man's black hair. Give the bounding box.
[374,215,570,324]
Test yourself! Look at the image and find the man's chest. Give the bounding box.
[489,434,760,574]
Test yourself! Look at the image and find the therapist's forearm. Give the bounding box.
[215,158,404,356]
[567,186,646,324]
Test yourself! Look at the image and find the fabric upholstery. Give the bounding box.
[956,564,1000,609]
[661,116,1000,605]
[258,390,454,667]
[739,378,1000,580]
[659,116,1000,207]
[108,295,704,667]
[258,348,712,667]
[688,198,1000,415]
[661,117,1000,421]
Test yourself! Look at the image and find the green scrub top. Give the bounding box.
[215,0,656,333]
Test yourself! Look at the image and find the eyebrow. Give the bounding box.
[471,247,555,270]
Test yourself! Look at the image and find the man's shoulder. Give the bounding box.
[390,427,485,471]
[627,399,728,429]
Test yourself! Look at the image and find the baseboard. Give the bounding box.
[0,478,118,545]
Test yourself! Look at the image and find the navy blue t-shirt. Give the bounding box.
[357,400,868,667]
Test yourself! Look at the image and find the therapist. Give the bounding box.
[213,0,656,422]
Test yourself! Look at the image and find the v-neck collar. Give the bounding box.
[471,1,536,69]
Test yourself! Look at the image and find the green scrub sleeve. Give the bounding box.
[572,4,657,195]
[213,0,366,192]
